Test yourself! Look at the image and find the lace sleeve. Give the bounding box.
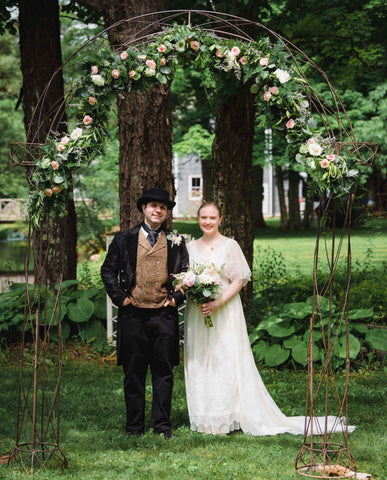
[222,239,252,286]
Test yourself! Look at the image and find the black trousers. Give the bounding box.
[120,305,178,433]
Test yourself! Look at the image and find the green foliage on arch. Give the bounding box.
[27,24,360,226]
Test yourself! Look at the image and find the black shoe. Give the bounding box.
[161,431,176,439]
[125,431,143,438]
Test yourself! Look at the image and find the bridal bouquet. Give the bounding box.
[173,262,222,327]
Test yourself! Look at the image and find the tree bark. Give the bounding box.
[212,87,256,305]
[19,0,77,284]
[288,169,301,230]
[76,0,174,230]
[252,164,266,228]
[275,165,288,231]
[201,159,214,203]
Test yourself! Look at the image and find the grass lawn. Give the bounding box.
[253,218,387,277]
[174,217,387,277]
[0,356,386,480]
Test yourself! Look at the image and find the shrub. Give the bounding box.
[248,295,386,370]
[0,280,108,350]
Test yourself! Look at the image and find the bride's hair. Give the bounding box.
[197,201,223,218]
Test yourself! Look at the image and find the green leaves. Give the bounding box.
[0,282,107,346]
[249,297,379,369]
[67,294,95,323]
[366,329,387,351]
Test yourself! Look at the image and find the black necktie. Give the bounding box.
[141,222,161,247]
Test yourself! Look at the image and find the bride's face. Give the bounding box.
[198,205,222,235]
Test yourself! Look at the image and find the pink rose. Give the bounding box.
[60,136,69,145]
[286,119,296,129]
[231,46,240,56]
[129,70,136,79]
[120,51,128,60]
[216,49,224,58]
[270,86,279,95]
[326,154,336,161]
[239,56,247,65]
[264,91,272,101]
[307,138,316,145]
[157,44,167,53]
[146,59,156,70]
[184,271,196,288]
[190,40,200,51]
[260,57,269,66]
[51,161,60,170]
[91,65,98,74]
[57,144,65,152]
[319,159,329,168]
[83,115,92,126]
[88,96,97,106]
[45,188,53,197]
[111,69,119,79]
[52,186,62,194]
[160,58,166,66]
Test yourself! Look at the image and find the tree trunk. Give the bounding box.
[288,169,301,230]
[117,84,174,229]
[76,1,174,230]
[19,0,77,284]
[275,165,288,231]
[252,164,266,228]
[201,159,213,203]
[302,176,315,228]
[212,88,255,305]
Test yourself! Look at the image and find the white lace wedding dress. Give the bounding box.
[184,238,354,436]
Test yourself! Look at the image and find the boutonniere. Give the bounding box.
[167,230,183,247]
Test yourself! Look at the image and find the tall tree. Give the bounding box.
[18,0,77,284]
[212,87,256,303]
[74,0,174,230]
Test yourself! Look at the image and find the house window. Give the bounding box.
[189,176,203,200]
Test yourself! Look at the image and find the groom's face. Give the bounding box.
[142,201,168,229]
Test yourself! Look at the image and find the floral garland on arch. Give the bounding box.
[26,24,360,226]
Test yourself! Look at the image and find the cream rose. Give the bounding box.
[91,74,105,86]
[120,51,128,60]
[260,57,269,66]
[111,69,119,79]
[274,68,291,83]
[51,161,60,170]
[91,65,98,74]
[308,143,323,156]
[88,96,97,106]
[70,127,83,140]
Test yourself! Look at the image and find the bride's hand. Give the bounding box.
[201,297,224,316]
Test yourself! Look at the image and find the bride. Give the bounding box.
[184,201,354,436]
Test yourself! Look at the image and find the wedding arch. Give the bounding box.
[9,10,377,477]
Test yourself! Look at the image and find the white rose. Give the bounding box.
[310,160,316,169]
[307,143,323,156]
[274,68,291,84]
[91,74,105,86]
[70,127,83,140]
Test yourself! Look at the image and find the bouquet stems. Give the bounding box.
[204,315,213,328]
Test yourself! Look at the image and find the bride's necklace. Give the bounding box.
[201,236,220,251]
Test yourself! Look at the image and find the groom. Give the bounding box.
[101,188,188,438]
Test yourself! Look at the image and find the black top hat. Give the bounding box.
[136,188,176,213]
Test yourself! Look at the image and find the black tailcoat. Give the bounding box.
[101,224,188,366]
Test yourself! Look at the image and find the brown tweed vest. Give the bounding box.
[130,229,169,308]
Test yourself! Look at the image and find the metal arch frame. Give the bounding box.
[9,10,378,477]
